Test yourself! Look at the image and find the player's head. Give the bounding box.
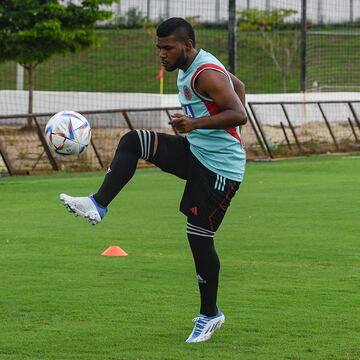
[156,17,196,72]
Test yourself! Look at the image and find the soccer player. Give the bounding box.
[60,17,247,343]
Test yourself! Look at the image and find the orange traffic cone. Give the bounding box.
[101,246,128,257]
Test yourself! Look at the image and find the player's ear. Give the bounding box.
[184,38,194,51]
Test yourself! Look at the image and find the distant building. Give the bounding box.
[65,0,360,25]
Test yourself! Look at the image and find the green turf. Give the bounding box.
[0,28,359,94]
[1,155,360,359]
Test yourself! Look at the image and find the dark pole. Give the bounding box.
[90,138,104,169]
[281,104,304,154]
[165,0,170,19]
[215,0,220,23]
[147,0,150,19]
[348,102,360,131]
[32,116,59,171]
[248,103,274,158]
[165,110,179,135]
[348,118,359,142]
[300,0,307,92]
[317,0,323,24]
[266,0,270,11]
[280,121,292,150]
[318,104,339,150]
[245,107,267,154]
[228,0,237,75]
[0,138,15,175]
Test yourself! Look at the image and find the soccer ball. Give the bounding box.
[45,111,91,156]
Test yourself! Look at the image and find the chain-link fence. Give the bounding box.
[0,1,359,174]
[1,0,359,114]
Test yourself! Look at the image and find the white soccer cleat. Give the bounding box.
[185,309,225,343]
[60,193,107,225]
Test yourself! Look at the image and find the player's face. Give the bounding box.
[156,35,188,72]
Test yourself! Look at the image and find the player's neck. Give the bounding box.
[181,49,199,71]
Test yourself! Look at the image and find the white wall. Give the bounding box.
[1,90,359,127]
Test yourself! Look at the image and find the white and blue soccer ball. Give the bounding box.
[45,111,91,156]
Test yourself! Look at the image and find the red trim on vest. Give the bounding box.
[203,99,221,116]
[225,128,242,143]
[202,99,242,144]
[190,63,229,94]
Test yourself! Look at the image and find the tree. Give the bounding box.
[0,0,116,124]
[238,8,300,93]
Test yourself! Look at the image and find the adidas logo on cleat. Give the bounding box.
[185,309,225,343]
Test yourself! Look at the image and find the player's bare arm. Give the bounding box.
[170,69,247,133]
[228,72,246,106]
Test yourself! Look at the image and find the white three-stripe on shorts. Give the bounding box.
[214,174,226,192]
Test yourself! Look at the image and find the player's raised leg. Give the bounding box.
[60,130,188,224]
[60,129,154,224]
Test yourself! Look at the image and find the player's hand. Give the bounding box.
[169,113,197,133]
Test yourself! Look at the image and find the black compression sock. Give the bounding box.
[187,233,220,317]
[93,130,154,207]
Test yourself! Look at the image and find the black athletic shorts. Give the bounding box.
[150,133,240,232]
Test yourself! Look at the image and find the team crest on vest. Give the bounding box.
[183,85,192,100]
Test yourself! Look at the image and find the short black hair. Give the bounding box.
[156,17,196,47]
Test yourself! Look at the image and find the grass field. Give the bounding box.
[0,28,359,94]
[1,155,360,359]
